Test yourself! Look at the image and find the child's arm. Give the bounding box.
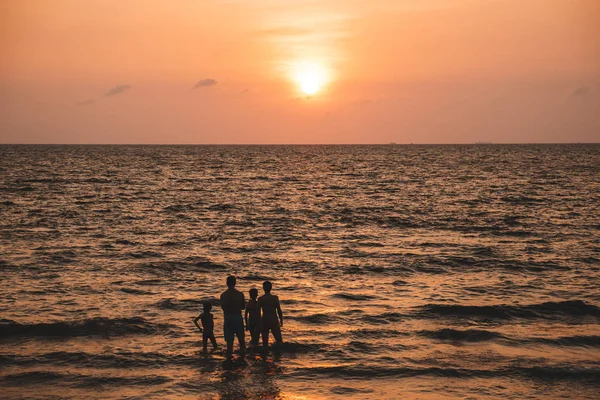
[193,314,203,333]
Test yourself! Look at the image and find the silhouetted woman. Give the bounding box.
[257,280,283,349]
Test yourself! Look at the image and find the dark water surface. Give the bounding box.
[1,144,599,399]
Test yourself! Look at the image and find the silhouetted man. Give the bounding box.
[257,280,283,349]
[220,275,246,354]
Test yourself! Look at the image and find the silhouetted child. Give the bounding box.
[194,302,218,351]
[245,288,260,347]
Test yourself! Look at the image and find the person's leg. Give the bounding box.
[237,329,246,352]
[210,334,218,349]
[202,337,208,352]
[232,314,245,352]
[251,327,259,346]
[272,323,283,344]
[261,327,269,349]
[224,317,234,354]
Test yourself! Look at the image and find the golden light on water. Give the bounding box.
[291,60,329,96]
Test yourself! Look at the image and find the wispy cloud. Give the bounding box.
[571,86,590,98]
[193,79,218,89]
[77,99,95,106]
[105,84,132,97]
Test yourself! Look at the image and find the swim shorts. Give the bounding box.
[223,314,244,342]
[260,316,282,342]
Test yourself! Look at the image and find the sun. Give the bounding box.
[292,61,328,96]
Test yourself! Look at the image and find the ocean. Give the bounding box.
[1,144,599,399]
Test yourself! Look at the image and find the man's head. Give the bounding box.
[226,275,236,288]
[263,280,272,294]
[249,288,258,299]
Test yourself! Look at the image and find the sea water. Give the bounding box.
[1,144,599,399]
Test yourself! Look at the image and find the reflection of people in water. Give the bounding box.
[193,302,218,351]
[257,280,283,349]
[220,275,246,355]
[218,354,282,399]
[245,288,260,348]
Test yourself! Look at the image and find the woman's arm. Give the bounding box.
[276,298,283,326]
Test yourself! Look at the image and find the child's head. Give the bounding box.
[263,280,272,294]
[203,302,212,312]
[249,288,258,299]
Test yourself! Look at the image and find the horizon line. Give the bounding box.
[1,142,599,146]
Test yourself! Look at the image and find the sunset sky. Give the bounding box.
[1,0,599,144]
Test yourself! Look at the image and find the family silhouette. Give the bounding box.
[194,275,284,355]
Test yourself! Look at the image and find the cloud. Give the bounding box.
[571,86,590,98]
[104,84,132,97]
[192,79,218,89]
[77,99,95,106]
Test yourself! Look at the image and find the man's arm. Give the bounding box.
[220,292,226,312]
[276,297,283,326]
[244,306,249,330]
[257,298,263,320]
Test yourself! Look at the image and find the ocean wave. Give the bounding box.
[280,341,325,354]
[291,365,600,382]
[523,335,600,348]
[331,386,374,394]
[343,265,411,275]
[0,351,195,369]
[345,340,380,354]
[360,312,404,325]
[206,203,236,211]
[115,239,137,245]
[289,313,339,324]
[0,371,171,387]
[126,251,164,259]
[118,287,155,295]
[417,300,600,321]
[241,273,274,282]
[155,297,219,311]
[163,204,195,213]
[291,365,483,379]
[332,293,376,301]
[419,328,503,342]
[348,328,406,339]
[0,317,173,339]
[137,258,228,275]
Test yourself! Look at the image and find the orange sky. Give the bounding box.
[1,0,599,144]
